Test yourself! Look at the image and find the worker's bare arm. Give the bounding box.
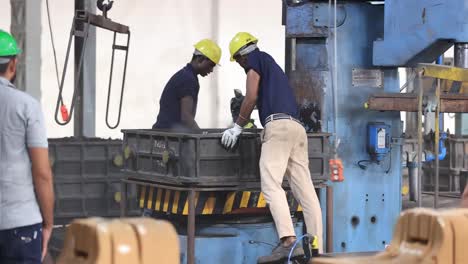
[29,147,54,259]
[181,96,201,131]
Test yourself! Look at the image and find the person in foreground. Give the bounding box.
[0,30,54,263]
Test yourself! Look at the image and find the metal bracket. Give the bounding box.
[419,63,468,82]
[54,8,130,129]
[391,137,404,146]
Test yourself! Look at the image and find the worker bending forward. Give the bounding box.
[221,32,323,263]
[153,39,221,131]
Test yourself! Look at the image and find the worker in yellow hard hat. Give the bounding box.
[221,32,323,263]
[153,39,221,131]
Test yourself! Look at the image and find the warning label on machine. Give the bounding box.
[377,128,386,149]
[352,69,383,88]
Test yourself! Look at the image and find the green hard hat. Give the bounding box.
[0,30,21,57]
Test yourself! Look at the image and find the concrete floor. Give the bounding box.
[402,193,461,210]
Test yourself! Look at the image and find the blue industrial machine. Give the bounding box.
[284,1,401,252]
[284,0,468,254]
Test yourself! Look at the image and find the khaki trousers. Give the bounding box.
[260,119,323,251]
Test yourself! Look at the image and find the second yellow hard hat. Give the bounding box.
[194,39,222,65]
[229,32,258,61]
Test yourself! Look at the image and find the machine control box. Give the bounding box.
[367,122,391,162]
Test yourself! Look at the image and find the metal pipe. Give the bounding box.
[332,0,339,157]
[455,43,468,135]
[422,191,461,199]
[434,78,441,208]
[455,43,468,67]
[424,133,447,162]
[188,189,196,264]
[210,0,220,127]
[408,162,418,202]
[326,186,333,252]
[291,38,296,71]
[417,70,424,207]
[405,69,418,138]
[74,0,96,137]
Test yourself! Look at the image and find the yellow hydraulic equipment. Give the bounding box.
[313,208,468,264]
[57,218,179,264]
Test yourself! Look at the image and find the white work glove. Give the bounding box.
[221,124,243,149]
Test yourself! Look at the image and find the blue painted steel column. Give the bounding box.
[437,56,444,130]
[373,0,468,66]
[285,2,401,252]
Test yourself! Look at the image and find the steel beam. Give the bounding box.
[405,69,418,138]
[418,63,468,82]
[366,93,468,113]
[74,0,96,137]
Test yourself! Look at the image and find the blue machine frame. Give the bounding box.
[374,0,468,66]
[285,2,402,252]
[285,0,468,253]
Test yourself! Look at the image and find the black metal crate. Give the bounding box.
[49,138,140,224]
[122,129,330,186]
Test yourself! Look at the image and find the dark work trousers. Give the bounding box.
[0,223,42,264]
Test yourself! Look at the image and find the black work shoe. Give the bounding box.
[257,242,305,263]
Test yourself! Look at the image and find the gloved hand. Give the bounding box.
[221,124,243,149]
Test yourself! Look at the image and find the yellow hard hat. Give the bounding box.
[194,39,222,65]
[229,32,258,61]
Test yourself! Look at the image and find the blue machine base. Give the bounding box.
[178,220,304,264]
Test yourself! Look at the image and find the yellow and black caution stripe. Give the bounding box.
[137,185,302,215]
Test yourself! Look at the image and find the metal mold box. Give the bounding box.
[49,138,139,224]
[122,129,330,187]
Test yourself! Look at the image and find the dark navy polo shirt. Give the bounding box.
[245,49,299,126]
[153,64,199,129]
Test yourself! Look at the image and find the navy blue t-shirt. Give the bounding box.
[245,49,299,126]
[153,64,199,129]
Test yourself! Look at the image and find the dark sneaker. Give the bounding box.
[257,242,305,263]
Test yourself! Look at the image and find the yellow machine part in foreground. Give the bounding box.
[57,218,179,264]
[314,208,468,264]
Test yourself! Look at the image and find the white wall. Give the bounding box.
[217,1,285,128]
[2,1,459,138]
[1,0,285,139]
[0,1,11,35]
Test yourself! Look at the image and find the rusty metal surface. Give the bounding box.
[76,10,130,33]
[367,93,468,112]
[289,70,328,132]
[287,2,402,253]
